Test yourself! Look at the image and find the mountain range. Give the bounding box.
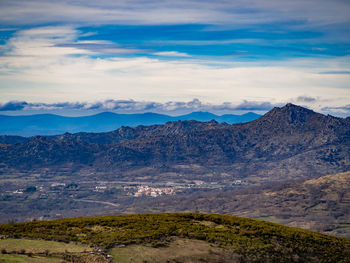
[0,103,349,182]
[0,111,261,136]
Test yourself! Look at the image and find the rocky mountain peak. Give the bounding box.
[258,103,322,126]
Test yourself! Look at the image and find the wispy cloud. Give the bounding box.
[52,40,146,55]
[0,99,280,114]
[225,100,277,111]
[150,39,264,46]
[0,0,349,114]
[1,0,349,28]
[2,26,89,58]
[2,99,350,118]
[0,26,349,109]
[3,99,349,117]
[318,71,350,75]
[295,96,317,103]
[154,51,191,57]
[321,105,350,116]
[0,101,28,111]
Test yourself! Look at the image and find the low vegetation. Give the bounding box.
[110,237,233,263]
[0,254,64,263]
[0,238,92,253]
[0,213,349,262]
[0,238,98,263]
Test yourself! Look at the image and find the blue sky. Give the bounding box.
[0,0,349,116]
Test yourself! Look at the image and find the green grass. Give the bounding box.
[110,237,228,263]
[0,238,92,253]
[0,254,62,263]
[0,213,349,263]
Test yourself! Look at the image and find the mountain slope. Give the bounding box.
[0,103,349,182]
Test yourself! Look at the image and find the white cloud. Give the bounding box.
[154,51,191,57]
[150,39,264,46]
[4,26,87,57]
[0,0,349,28]
[0,26,349,113]
[0,99,277,114]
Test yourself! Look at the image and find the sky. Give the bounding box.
[0,0,349,116]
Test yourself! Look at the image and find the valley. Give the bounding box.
[1,170,349,239]
[0,172,247,223]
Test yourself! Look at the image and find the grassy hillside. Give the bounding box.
[0,239,92,263]
[0,254,63,263]
[110,238,234,263]
[0,213,349,262]
[0,238,92,253]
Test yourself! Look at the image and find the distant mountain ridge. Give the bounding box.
[0,103,349,182]
[0,111,261,136]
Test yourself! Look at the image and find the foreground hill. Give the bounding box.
[0,213,349,263]
[0,111,260,136]
[0,103,349,182]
